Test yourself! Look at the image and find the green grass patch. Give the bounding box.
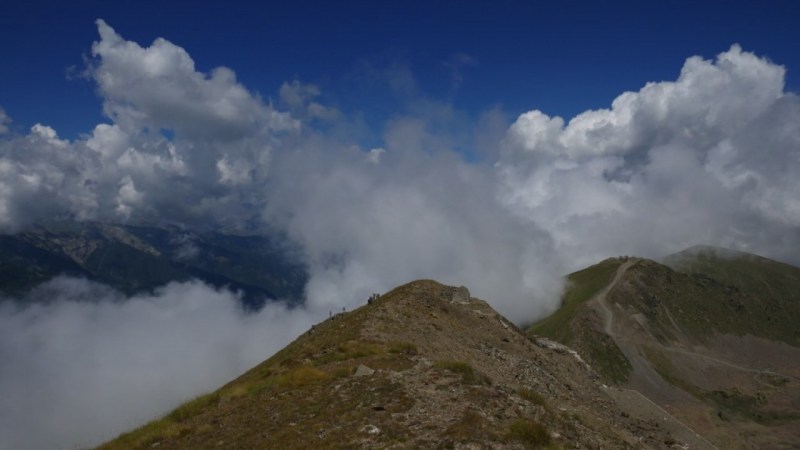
[640,346,701,396]
[703,388,799,424]
[445,410,498,442]
[582,332,631,384]
[506,418,551,448]
[435,360,490,385]
[518,388,547,407]
[99,392,221,449]
[530,259,621,344]
[528,258,633,385]
[166,392,220,422]
[272,365,330,389]
[316,340,383,364]
[387,341,418,355]
[661,247,800,345]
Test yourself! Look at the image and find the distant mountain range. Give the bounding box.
[0,221,308,309]
[96,246,800,449]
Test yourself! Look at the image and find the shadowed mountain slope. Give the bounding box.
[98,280,712,449]
[663,245,800,345]
[0,221,307,308]
[530,247,800,449]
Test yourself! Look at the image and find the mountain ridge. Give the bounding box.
[531,248,800,448]
[98,279,713,449]
[7,239,797,448]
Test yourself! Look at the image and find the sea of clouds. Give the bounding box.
[1,20,799,449]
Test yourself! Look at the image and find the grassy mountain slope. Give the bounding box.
[530,248,800,448]
[98,280,706,449]
[663,245,800,345]
[530,257,621,345]
[530,258,632,384]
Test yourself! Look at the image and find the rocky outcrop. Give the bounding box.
[445,285,471,304]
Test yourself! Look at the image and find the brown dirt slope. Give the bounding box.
[98,280,695,449]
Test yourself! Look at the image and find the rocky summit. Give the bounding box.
[98,280,707,449]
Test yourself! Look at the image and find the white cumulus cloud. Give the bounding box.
[0,107,10,135]
[498,45,800,266]
[92,19,296,141]
[0,21,303,231]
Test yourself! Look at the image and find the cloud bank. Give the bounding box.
[0,278,316,450]
[1,20,799,450]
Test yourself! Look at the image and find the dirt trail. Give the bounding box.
[593,259,668,394]
[651,343,800,382]
[592,259,718,450]
[595,258,639,336]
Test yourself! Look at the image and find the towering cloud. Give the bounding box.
[498,45,800,266]
[0,20,298,232]
[0,21,799,450]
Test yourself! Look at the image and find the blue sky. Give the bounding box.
[2,0,798,140]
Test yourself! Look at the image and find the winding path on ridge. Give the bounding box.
[595,259,798,381]
[595,258,638,337]
[591,258,719,450]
